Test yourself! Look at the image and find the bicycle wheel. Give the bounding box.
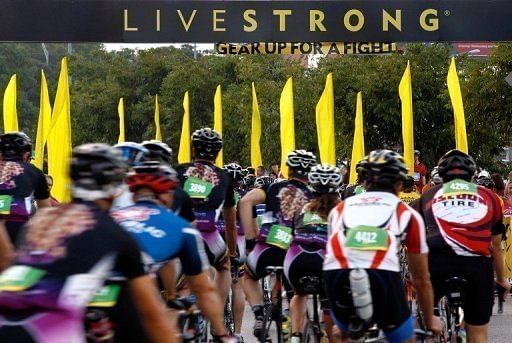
[260,303,275,342]
[302,320,319,343]
[224,289,235,335]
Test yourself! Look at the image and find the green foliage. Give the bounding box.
[2,43,512,172]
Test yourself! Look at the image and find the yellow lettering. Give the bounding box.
[156,9,161,32]
[177,10,197,32]
[344,9,364,32]
[382,10,401,32]
[273,9,292,31]
[213,9,226,32]
[124,9,138,32]
[420,9,439,31]
[243,9,257,32]
[309,10,326,32]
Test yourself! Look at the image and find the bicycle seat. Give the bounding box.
[265,266,284,273]
[299,276,322,294]
[445,277,468,307]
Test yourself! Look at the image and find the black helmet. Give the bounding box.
[286,150,317,176]
[223,163,244,183]
[308,164,342,193]
[141,140,173,165]
[70,143,128,200]
[437,150,476,182]
[243,174,256,189]
[191,128,222,160]
[255,175,273,188]
[402,175,416,190]
[113,142,149,167]
[363,149,408,186]
[355,157,369,183]
[0,132,32,160]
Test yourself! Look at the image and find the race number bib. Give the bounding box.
[354,185,366,195]
[345,226,389,251]
[303,211,327,226]
[443,179,477,196]
[0,195,13,215]
[89,284,121,307]
[184,177,213,199]
[266,225,292,250]
[0,265,46,292]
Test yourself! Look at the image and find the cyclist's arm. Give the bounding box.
[0,221,13,270]
[34,170,51,209]
[239,188,265,239]
[492,234,508,286]
[36,198,51,209]
[129,276,177,343]
[159,260,177,300]
[223,206,237,257]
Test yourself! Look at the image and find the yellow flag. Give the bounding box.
[33,70,52,170]
[316,73,336,165]
[280,77,295,178]
[154,95,162,141]
[3,74,18,132]
[447,57,469,153]
[349,92,365,184]
[251,82,263,168]
[118,98,125,143]
[47,57,72,202]
[178,91,191,164]
[399,61,414,175]
[214,85,223,167]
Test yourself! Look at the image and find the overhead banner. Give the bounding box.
[1,1,512,42]
[215,42,397,55]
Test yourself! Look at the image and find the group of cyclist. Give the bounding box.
[0,128,509,343]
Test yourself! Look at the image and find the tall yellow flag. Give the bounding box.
[178,91,191,164]
[447,57,469,153]
[154,95,162,141]
[399,61,414,175]
[33,70,52,170]
[118,98,125,143]
[214,85,223,167]
[251,82,263,168]
[3,74,18,132]
[316,73,336,165]
[47,57,72,202]
[349,92,365,184]
[280,77,295,178]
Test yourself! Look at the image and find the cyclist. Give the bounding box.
[284,164,342,343]
[324,149,441,342]
[421,167,442,194]
[341,158,367,200]
[111,160,233,342]
[174,128,237,317]
[0,143,175,343]
[413,149,511,343]
[239,149,317,337]
[141,140,195,223]
[111,142,149,210]
[0,132,51,244]
[399,175,421,205]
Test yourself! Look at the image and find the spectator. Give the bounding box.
[44,174,59,206]
[269,163,280,180]
[256,165,266,177]
[492,173,506,197]
[413,150,427,191]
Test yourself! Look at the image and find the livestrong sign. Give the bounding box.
[1,0,512,42]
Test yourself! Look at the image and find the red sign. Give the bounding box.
[455,42,496,57]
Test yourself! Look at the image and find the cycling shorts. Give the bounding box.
[284,243,328,308]
[245,242,287,280]
[200,230,228,271]
[323,269,413,342]
[429,252,494,326]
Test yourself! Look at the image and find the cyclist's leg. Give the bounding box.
[203,230,232,308]
[465,324,488,343]
[232,233,246,335]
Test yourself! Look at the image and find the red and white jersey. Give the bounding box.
[324,191,428,272]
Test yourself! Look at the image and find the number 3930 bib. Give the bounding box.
[345,226,389,251]
[266,225,293,250]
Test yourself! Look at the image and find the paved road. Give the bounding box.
[238,297,512,342]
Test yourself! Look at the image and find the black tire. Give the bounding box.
[302,320,315,343]
[260,304,275,342]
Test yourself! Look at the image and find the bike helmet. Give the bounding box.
[402,175,416,190]
[254,176,273,188]
[355,157,369,183]
[286,150,317,176]
[223,163,244,183]
[113,142,149,167]
[243,174,256,189]
[308,164,342,193]
[70,143,128,200]
[430,167,442,185]
[362,149,408,186]
[437,150,476,182]
[141,140,173,165]
[125,161,178,194]
[191,128,222,160]
[0,132,32,160]
[476,176,495,190]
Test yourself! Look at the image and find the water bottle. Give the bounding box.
[349,269,373,321]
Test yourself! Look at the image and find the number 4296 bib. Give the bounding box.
[345,226,389,251]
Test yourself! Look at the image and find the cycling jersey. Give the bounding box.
[414,180,504,257]
[292,207,328,249]
[176,161,235,232]
[399,191,421,205]
[111,201,208,275]
[324,191,428,272]
[0,201,145,343]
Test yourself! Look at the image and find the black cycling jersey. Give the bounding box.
[172,187,196,222]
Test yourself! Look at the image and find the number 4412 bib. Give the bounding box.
[345,226,389,251]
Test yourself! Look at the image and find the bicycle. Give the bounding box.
[434,277,467,343]
[259,266,285,343]
[224,256,240,336]
[167,295,209,342]
[297,276,324,343]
